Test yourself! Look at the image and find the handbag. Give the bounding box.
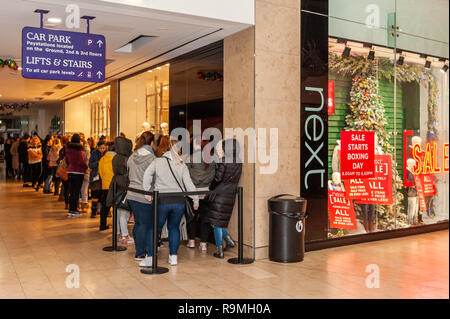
[165,158,196,223]
[89,175,102,191]
[56,159,68,181]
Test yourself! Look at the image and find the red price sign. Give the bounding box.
[414,174,427,211]
[328,190,357,229]
[358,155,393,205]
[340,131,375,179]
[343,178,370,199]
[420,174,436,196]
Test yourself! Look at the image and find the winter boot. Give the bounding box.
[213,246,224,259]
[91,201,98,218]
[223,235,236,251]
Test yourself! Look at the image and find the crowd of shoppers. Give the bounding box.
[1,131,242,267]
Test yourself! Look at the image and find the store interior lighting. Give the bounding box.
[442,64,449,73]
[368,49,375,60]
[397,55,405,65]
[425,59,432,69]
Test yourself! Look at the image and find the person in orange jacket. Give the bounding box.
[98,142,116,231]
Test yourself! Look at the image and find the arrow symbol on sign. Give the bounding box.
[96,71,103,79]
[97,40,103,48]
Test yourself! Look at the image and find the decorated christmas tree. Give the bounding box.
[345,74,406,230]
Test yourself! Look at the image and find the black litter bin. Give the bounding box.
[268,195,307,263]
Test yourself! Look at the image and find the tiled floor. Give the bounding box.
[0,170,448,299]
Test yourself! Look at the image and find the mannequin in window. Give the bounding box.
[332,140,341,174]
[409,135,426,222]
[406,158,419,225]
[136,122,151,142]
[328,172,345,191]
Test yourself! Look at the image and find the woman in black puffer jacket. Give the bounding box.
[206,139,242,259]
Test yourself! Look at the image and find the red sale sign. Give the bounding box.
[343,178,370,199]
[420,174,436,196]
[340,131,375,179]
[414,174,427,211]
[358,155,393,205]
[328,191,357,229]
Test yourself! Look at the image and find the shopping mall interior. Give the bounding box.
[0,0,449,300]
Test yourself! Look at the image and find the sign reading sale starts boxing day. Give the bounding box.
[328,191,357,229]
[340,131,375,179]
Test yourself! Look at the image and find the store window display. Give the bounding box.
[327,38,448,238]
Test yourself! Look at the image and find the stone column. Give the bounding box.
[224,0,301,260]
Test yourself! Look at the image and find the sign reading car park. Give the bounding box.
[21,26,105,82]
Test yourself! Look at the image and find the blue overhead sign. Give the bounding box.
[22,26,106,82]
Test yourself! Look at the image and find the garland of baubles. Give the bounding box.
[0,58,19,70]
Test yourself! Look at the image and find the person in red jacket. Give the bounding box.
[65,134,88,217]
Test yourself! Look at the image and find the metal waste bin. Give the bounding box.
[268,195,307,263]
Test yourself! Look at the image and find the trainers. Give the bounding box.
[168,255,178,266]
[68,211,81,217]
[158,240,164,249]
[122,236,134,244]
[134,255,146,261]
[139,256,153,267]
[186,240,195,248]
[199,242,207,251]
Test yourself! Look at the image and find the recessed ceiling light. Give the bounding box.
[47,17,62,24]
[0,94,2,97]
[157,67,162,70]
[165,63,170,67]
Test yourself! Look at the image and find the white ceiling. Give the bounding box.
[0,0,252,103]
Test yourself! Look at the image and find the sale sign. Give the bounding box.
[328,190,357,229]
[358,155,393,205]
[414,174,427,211]
[22,26,106,82]
[420,174,436,196]
[343,178,370,199]
[340,131,375,179]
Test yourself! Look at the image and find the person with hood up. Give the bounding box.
[106,136,133,243]
[65,134,88,217]
[28,135,43,191]
[185,137,216,250]
[126,132,157,260]
[98,142,117,230]
[206,139,242,259]
[141,138,199,267]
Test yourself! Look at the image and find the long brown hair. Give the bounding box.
[156,135,170,157]
[135,131,155,151]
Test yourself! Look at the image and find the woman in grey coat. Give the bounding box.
[126,132,156,260]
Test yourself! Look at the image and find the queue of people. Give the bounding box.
[1,130,242,266]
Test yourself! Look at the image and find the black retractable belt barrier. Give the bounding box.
[103,181,127,252]
[228,187,254,265]
[102,185,254,272]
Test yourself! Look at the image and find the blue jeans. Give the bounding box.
[214,226,229,247]
[128,200,153,258]
[44,173,53,191]
[148,203,185,256]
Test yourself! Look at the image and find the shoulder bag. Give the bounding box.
[165,158,195,223]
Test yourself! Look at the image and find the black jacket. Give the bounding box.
[206,139,242,228]
[18,139,29,164]
[106,137,133,208]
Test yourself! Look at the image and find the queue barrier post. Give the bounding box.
[141,190,169,275]
[103,181,127,252]
[228,187,254,265]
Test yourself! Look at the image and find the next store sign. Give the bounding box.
[22,26,105,83]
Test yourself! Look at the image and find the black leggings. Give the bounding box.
[29,162,42,187]
[68,173,84,212]
[99,190,111,228]
[186,200,211,242]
